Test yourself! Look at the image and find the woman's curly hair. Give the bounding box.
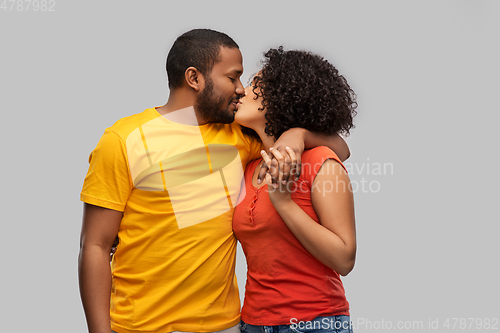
[243,46,357,140]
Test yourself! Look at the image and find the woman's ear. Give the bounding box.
[184,67,205,92]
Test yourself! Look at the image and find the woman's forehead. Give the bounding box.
[251,71,263,84]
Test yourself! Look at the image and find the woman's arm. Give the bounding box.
[262,149,356,276]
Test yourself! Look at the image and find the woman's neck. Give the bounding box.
[253,125,276,154]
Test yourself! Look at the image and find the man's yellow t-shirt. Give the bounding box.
[81,107,262,333]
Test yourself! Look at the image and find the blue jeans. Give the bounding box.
[240,316,353,333]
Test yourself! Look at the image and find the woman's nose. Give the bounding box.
[244,85,253,95]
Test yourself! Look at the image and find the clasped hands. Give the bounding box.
[256,128,305,202]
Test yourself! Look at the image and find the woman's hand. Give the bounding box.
[261,148,296,206]
[257,129,304,185]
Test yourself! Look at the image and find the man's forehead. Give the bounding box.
[213,47,243,73]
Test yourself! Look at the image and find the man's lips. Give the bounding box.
[231,99,241,111]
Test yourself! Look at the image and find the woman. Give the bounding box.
[233,47,357,333]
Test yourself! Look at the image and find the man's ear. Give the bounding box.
[185,67,205,92]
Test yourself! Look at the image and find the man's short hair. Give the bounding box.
[166,29,239,89]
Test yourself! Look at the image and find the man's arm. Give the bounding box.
[258,129,350,184]
[303,131,350,161]
[78,203,122,333]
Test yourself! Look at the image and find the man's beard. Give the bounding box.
[195,79,235,124]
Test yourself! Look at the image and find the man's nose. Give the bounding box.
[235,79,245,96]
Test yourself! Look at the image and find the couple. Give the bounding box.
[79,29,357,333]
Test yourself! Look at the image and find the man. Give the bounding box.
[79,29,349,333]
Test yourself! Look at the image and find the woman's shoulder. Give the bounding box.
[300,146,347,181]
[301,146,340,163]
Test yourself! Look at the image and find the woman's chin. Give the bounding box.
[234,109,260,131]
[233,112,245,126]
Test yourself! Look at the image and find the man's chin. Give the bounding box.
[214,107,235,124]
[205,112,234,124]
[214,113,235,124]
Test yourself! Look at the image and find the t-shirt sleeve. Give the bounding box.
[300,146,348,188]
[80,129,132,212]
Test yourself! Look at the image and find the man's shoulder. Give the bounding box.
[106,108,159,139]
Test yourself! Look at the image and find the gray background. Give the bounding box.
[1,0,499,332]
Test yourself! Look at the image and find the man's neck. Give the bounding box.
[156,91,207,126]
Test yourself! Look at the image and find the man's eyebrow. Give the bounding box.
[227,68,243,75]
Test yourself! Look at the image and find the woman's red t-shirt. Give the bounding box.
[233,146,351,325]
